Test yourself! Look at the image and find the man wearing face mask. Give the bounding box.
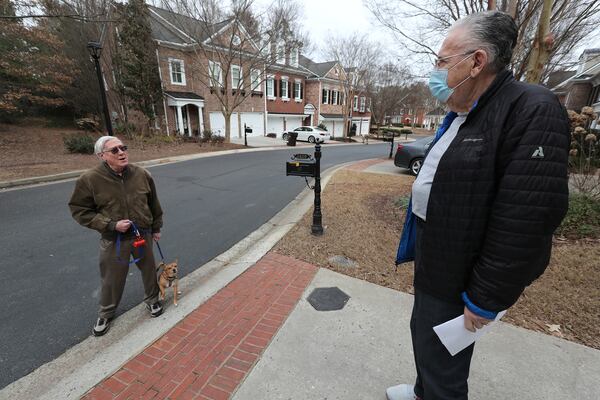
[387,11,569,400]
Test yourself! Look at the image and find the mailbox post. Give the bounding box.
[244,124,252,147]
[285,141,324,236]
[311,143,323,235]
[388,133,394,159]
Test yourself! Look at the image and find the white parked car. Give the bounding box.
[282,126,329,143]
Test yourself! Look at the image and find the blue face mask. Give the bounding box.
[428,53,473,103]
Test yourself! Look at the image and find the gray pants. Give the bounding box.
[412,218,474,399]
[98,233,159,319]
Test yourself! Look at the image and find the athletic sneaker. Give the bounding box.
[92,317,111,336]
[386,384,419,400]
[147,301,163,317]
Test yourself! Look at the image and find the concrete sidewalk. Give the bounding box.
[2,159,599,400]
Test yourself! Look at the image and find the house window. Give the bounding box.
[353,95,358,111]
[231,65,242,89]
[332,90,338,105]
[251,69,261,91]
[322,88,329,104]
[208,60,222,87]
[360,96,366,112]
[169,58,186,85]
[281,77,289,99]
[277,41,285,64]
[294,80,301,100]
[266,75,275,98]
[290,48,299,67]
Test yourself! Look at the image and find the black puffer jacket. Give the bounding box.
[415,70,569,312]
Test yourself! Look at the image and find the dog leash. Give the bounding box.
[116,221,146,265]
[155,240,165,263]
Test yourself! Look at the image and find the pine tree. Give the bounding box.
[114,0,162,130]
[0,0,77,120]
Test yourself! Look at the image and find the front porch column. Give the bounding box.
[176,105,184,135]
[186,105,192,137]
[198,106,204,136]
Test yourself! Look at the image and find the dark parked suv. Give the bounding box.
[394,135,434,176]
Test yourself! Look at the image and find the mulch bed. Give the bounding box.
[0,124,245,182]
[274,169,600,350]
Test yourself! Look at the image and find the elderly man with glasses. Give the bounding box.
[388,11,569,400]
[69,136,164,336]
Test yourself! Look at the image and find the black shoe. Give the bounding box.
[93,317,111,336]
[147,301,163,317]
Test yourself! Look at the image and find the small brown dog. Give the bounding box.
[157,259,179,306]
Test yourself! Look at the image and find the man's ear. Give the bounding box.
[471,49,488,77]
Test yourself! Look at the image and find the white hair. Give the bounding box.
[94,136,119,155]
[450,11,518,73]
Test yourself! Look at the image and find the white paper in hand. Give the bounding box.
[433,311,506,356]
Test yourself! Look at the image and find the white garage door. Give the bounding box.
[322,121,334,136]
[210,112,264,138]
[285,117,303,131]
[267,116,285,136]
[239,112,264,137]
[360,120,370,135]
[209,112,225,137]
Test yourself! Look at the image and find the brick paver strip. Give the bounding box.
[82,252,318,400]
[345,157,387,171]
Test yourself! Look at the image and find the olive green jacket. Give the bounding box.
[69,162,163,239]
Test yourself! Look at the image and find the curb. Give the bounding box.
[0,161,353,400]
[0,142,365,190]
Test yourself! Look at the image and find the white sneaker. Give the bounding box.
[386,384,417,400]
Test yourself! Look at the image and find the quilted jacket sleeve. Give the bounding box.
[467,94,570,312]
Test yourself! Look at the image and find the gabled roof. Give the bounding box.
[299,55,337,78]
[148,5,232,44]
[551,54,600,91]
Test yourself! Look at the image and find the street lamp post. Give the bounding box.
[87,41,113,136]
[311,142,323,235]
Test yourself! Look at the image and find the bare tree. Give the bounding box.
[323,33,381,137]
[156,0,305,141]
[364,0,600,83]
[367,62,411,130]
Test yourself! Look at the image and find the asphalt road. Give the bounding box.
[0,143,390,389]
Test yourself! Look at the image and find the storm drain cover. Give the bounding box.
[307,287,350,311]
[328,255,358,269]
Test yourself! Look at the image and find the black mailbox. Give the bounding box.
[245,126,253,133]
[286,153,316,177]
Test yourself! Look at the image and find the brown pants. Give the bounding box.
[98,233,159,319]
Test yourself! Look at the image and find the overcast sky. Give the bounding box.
[255,0,406,62]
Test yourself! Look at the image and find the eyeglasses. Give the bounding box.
[103,145,128,154]
[433,50,476,68]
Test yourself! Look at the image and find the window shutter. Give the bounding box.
[322,89,326,104]
[279,79,283,97]
[274,79,278,97]
[328,90,332,104]
[300,83,303,99]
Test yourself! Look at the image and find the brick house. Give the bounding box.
[102,5,371,138]
[299,56,372,137]
[264,41,309,135]
[551,48,600,129]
